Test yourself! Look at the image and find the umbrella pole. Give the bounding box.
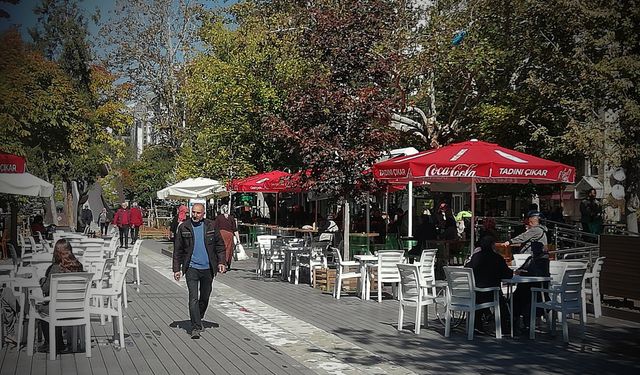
[408,181,413,238]
[470,179,476,251]
[275,193,279,226]
[365,192,370,233]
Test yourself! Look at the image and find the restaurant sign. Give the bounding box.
[0,153,26,173]
[377,168,408,178]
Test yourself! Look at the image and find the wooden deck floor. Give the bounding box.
[3,239,639,375]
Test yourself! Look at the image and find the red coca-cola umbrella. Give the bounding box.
[373,139,575,184]
[372,139,576,247]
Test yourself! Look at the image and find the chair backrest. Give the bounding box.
[84,257,108,282]
[558,265,588,309]
[443,266,475,307]
[130,240,143,257]
[49,272,93,322]
[257,235,277,254]
[512,254,530,267]
[110,265,129,296]
[331,246,344,265]
[419,249,437,288]
[377,250,405,282]
[397,264,423,302]
[549,261,568,285]
[309,241,329,259]
[591,256,605,276]
[115,247,132,267]
[269,238,285,258]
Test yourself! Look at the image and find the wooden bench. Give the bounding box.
[140,226,170,240]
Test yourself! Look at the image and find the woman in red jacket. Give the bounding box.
[112,202,131,248]
[129,202,144,244]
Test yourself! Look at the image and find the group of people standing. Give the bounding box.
[111,202,144,249]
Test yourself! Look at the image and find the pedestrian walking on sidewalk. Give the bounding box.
[213,205,238,270]
[129,202,143,243]
[172,203,226,339]
[113,202,131,248]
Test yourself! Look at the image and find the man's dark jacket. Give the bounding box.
[173,218,226,275]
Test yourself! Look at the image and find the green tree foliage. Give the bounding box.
[29,0,94,98]
[262,0,417,197]
[121,145,175,205]
[179,1,312,182]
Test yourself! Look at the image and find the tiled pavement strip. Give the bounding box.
[141,245,416,375]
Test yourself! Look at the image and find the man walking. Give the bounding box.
[129,202,143,244]
[113,202,131,248]
[173,203,226,338]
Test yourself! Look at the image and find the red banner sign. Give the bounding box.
[0,153,26,173]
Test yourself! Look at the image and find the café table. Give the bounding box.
[353,254,378,300]
[281,244,306,282]
[501,275,552,338]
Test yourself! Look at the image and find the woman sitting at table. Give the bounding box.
[512,241,550,334]
[465,235,513,333]
[37,239,84,352]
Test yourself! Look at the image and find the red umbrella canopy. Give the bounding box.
[229,170,300,193]
[373,139,575,184]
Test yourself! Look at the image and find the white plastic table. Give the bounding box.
[354,254,377,300]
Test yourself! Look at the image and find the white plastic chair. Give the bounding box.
[26,272,94,360]
[267,238,285,278]
[397,264,437,334]
[256,235,277,276]
[418,249,437,298]
[331,247,361,300]
[367,250,404,303]
[90,265,129,348]
[295,241,329,285]
[443,266,502,340]
[582,257,605,320]
[125,240,143,285]
[530,264,587,342]
[512,254,530,268]
[549,260,568,286]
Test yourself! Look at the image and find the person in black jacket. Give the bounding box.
[173,203,226,339]
[465,235,513,332]
[511,241,550,334]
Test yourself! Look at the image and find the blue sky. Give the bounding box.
[0,0,114,38]
[0,1,232,42]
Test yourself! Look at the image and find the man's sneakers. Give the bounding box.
[191,328,201,339]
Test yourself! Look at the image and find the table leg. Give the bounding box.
[509,284,514,338]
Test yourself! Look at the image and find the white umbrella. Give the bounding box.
[157,177,227,200]
[0,172,54,197]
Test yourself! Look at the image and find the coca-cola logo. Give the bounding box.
[424,164,477,178]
